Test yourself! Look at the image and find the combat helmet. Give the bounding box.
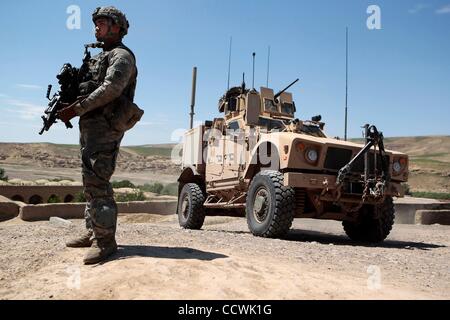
[92,6,129,37]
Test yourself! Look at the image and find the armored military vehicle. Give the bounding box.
[177,77,408,243]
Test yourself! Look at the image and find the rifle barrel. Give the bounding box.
[274,78,299,100]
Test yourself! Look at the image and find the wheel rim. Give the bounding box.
[181,194,189,219]
[253,187,269,223]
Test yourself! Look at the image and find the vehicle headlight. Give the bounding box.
[305,148,318,164]
[393,161,402,173]
[392,157,407,175]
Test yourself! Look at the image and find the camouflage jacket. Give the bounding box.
[74,42,137,117]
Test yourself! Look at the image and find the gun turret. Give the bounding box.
[274,78,299,102]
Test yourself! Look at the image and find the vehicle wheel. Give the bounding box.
[342,196,395,243]
[246,171,295,238]
[177,183,205,229]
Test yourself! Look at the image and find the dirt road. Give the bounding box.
[0,214,448,300]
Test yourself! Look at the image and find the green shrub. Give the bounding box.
[0,167,8,181]
[111,180,136,188]
[161,183,178,196]
[411,192,450,200]
[74,192,86,203]
[48,195,62,203]
[139,182,164,194]
[115,190,147,202]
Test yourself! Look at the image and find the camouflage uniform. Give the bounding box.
[74,42,137,243]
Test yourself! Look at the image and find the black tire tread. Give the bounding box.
[178,183,205,230]
[343,196,395,243]
[246,170,295,238]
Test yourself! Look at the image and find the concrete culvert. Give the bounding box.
[64,194,74,203]
[29,195,43,205]
[11,195,24,202]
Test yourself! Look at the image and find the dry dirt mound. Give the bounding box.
[0,143,181,176]
[0,215,448,300]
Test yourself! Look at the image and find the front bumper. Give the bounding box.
[283,172,404,197]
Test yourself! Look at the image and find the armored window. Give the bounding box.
[264,99,278,112]
[258,117,284,131]
[281,102,295,115]
[227,121,240,131]
[227,121,244,141]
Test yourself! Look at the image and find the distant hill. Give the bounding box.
[0,136,449,194]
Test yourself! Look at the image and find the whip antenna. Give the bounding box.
[266,46,270,87]
[190,67,197,129]
[227,37,232,91]
[252,52,256,90]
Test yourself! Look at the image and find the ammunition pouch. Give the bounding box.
[104,95,144,132]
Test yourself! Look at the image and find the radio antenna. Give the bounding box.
[190,66,197,129]
[266,45,270,87]
[344,27,349,141]
[252,52,256,90]
[227,36,232,91]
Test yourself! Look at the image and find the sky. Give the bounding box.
[0,0,449,145]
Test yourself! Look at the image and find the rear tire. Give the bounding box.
[177,183,205,229]
[343,196,395,243]
[246,171,295,238]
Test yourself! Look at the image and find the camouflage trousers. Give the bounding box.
[79,113,124,241]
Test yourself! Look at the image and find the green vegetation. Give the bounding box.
[138,182,178,196]
[160,183,178,196]
[410,192,450,200]
[115,190,146,202]
[48,195,62,203]
[0,167,8,181]
[139,182,164,194]
[74,192,86,203]
[124,146,174,157]
[111,180,136,188]
[411,153,449,159]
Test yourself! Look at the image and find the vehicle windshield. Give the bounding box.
[300,123,327,138]
[258,117,285,131]
[258,117,327,137]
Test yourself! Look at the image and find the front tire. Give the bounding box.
[246,171,295,238]
[343,196,395,243]
[177,183,205,229]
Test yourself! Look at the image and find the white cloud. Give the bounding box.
[3,99,44,120]
[16,84,43,90]
[408,4,430,14]
[0,93,8,98]
[436,5,450,14]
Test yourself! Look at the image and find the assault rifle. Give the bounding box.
[39,42,103,135]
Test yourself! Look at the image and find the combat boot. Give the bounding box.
[66,230,93,248]
[83,238,118,265]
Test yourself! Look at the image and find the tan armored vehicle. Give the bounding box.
[177,78,409,243]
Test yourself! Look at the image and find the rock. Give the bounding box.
[49,217,73,228]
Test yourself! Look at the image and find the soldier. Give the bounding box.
[58,6,138,264]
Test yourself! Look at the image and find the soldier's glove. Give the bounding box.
[57,103,78,123]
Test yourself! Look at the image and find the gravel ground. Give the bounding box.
[0,214,448,300]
